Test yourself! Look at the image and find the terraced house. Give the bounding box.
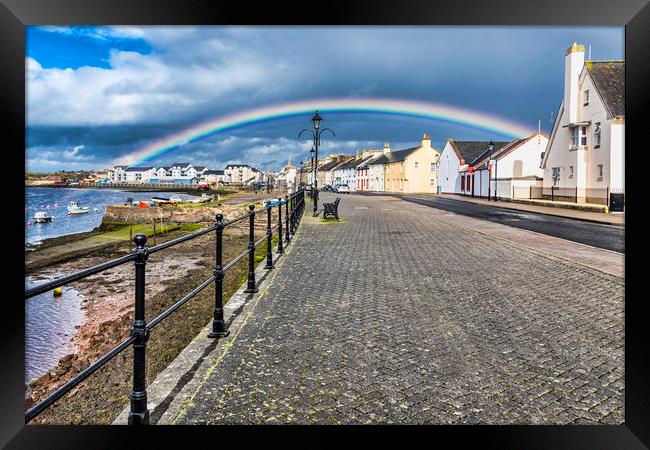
[541,42,625,206]
[376,134,441,194]
[439,132,548,199]
[354,149,383,191]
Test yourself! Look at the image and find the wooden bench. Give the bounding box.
[323,197,341,220]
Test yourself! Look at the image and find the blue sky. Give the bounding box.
[26,26,624,172]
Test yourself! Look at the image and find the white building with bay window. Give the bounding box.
[541,42,624,206]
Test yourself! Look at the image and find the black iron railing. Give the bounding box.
[24,188,306,424]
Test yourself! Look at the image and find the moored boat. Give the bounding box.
[151,196,172,204]
[67,201,89,215]
[33,211,53,223]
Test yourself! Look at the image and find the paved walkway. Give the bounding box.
[165,192,624,425]
[439,194,624,225]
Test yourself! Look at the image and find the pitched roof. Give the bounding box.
[470,139,522,168]
[125,166,154,172]
[204,169,224,175]
[172,162,191,168]
[225,164,250,169]
[337,157,364,170]
[114,165,129,169]
[372,146,419,164]
[585,61,624,118]
[449,141,510,165]
[356,154,383,169]
[318,159,344,172]
[193,166,206,171]
[330,158,354,171]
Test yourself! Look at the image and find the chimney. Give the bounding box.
[564,42,585,125]
[383,142,391,154]
[421,133,431,148]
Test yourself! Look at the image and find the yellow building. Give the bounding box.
[378,134,441,193]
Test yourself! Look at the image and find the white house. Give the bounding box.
[202,169,226,184]
[275,159,298,193]
[354,149,383,191]
[108,165,129,182]
[367,143,391,192]
[323,157,351,187]
[439,140,510,195]
[224,164,262,185]
[334,157,363,190]
[124,166,157,183]
[541,42,624,206]
[468,132,549,199]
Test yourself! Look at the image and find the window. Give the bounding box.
[580,126,587,146]
[430,178,435,186]
[460,175,465,191]
[569,166,574,179]
[552,167,560,186]
[584,89,590,105]
[414,162,419,168]
[431,162,436,172]
[594,122,601,147]
[597,164,604,180]
[571,127,579,147]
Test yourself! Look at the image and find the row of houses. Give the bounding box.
[309,134,442,194]
[107,163,265,186]
[308,131,548,199]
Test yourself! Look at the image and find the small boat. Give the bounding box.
[33,211,53,223]
[151,196,172,204]
[67,201,89,215]
[169,195,183,203]
[191,193,214,203]
[93,208,99,212]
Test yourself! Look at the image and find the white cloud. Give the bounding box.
[27,27,304,127]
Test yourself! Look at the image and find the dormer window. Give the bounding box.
[584,89,590,106]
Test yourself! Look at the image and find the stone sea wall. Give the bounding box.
[103,204,279,231]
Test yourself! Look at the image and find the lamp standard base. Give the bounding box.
[208,330,230,338]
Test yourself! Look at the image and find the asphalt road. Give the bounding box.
[368,193,624,253]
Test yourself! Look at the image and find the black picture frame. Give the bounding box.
[3,0,648,447]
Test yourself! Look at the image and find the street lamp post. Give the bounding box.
[299,111,335,216]
[487,140,494,202]
[309,147,315,200]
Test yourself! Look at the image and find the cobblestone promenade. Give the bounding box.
[171,192,624,425]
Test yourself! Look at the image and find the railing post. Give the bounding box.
[276,197,284,254]
[244,204,258,293]
[265,206,274,269]
[209,213,229,338]
[285,194,291,244]
[128,234,150,425]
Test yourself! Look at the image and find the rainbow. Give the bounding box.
[113,98,535,166]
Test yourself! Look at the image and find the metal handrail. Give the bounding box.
[24,188,307,424]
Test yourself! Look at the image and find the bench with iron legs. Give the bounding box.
[323,197,341,220]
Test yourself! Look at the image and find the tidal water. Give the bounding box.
[25,187,198,246]
[24,187,198,385]
[25,277,85,384]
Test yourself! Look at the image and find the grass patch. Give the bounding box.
[99,223,203,240]
[318,217,346,224]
